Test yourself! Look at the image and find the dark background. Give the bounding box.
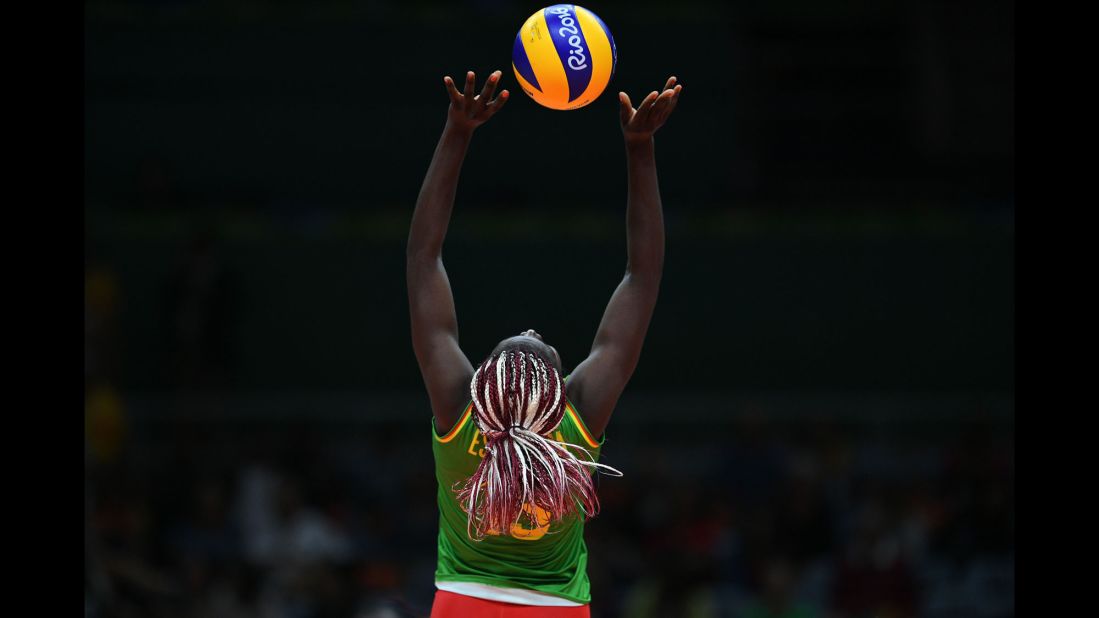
[85,0,1013,616]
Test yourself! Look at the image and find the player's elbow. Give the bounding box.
[625,252,664,281]
[406,244,442,266]
[623,268,663,295]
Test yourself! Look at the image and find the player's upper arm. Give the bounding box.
[406,253,474,430]
[566,271,661,437]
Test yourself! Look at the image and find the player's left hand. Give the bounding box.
[619,76,682,145]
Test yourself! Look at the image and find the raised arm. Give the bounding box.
[407,70,508,430]
[566,76,682,438]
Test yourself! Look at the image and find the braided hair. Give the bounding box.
[456,347,621,540]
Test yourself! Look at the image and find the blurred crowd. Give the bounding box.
[85,396,1013,618]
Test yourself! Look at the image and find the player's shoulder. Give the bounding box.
[433,400,475,444]
[562,369,607,439]
[431,377,475,434]
[562,397,602,450]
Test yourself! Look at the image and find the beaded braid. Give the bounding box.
[456,348,621,540]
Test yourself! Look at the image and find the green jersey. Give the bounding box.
[431,396,604,605]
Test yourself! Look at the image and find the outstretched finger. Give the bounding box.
[662,76,677,92]
[634,90,660,121]
[665,84,683,112]
[463,71,476,101]
[444,76,463,106]
[488,89,510,115]
[665,84,683,109]
[651,89,675,116]
[479,70,502,104]
[618,92,635,125]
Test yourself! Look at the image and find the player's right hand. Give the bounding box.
[444,70,509,134]
[620,76,682,145]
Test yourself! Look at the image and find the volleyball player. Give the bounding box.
[407,69,681,616]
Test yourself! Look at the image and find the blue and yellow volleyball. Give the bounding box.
[512,5,617,110]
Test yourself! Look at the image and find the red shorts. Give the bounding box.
[430,590,591,617]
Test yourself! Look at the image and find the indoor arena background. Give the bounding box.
[84,0,1014,616]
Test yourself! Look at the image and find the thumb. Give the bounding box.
[618,92,634,125]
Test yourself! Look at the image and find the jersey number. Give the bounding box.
[486,503,552,541]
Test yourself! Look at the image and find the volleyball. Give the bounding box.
[511,5,617,110]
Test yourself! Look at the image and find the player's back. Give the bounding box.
[431,397,603,605]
